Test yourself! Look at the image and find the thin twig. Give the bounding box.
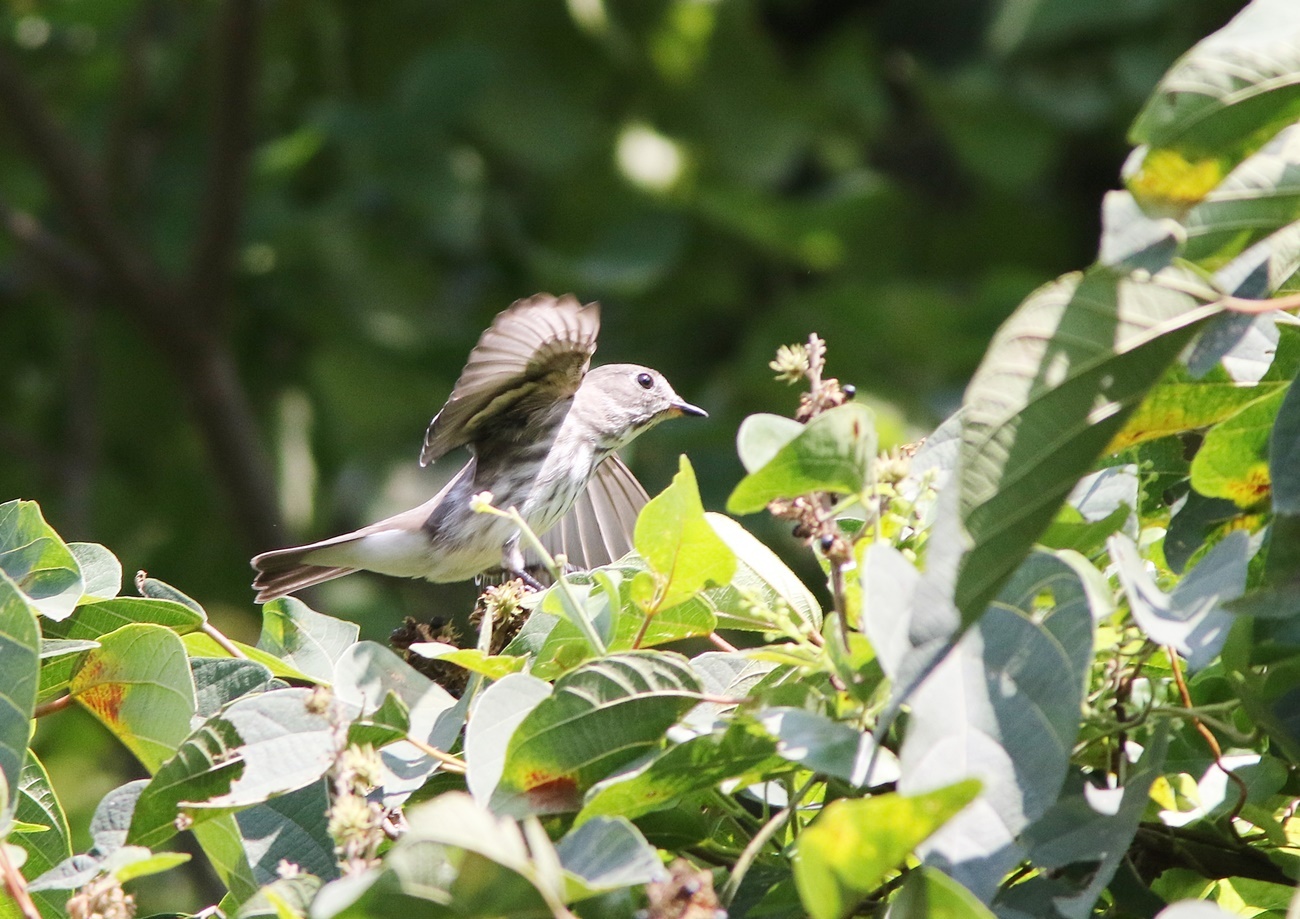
[202,622,247,659]
[720,775,817,905]
[1167,646,1249,827]
[402,734,468,773]
[0,835,41,919]
[33,694,73,718]
[708,632,739,652]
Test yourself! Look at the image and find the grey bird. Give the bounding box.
[251,293,706,602]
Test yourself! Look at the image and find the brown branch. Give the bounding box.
[0,841,40,919]
[1167,646,1249,827]
[0,197,103,295]
[188,0,261,325]
[0,45,167,320]
[160,333,284,551]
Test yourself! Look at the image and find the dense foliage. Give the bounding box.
[12,1,1300,918]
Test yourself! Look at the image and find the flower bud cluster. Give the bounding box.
[66,874,134,919]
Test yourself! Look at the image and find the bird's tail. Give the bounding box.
[251,543,359,603]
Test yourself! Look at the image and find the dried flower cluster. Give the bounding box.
[641,859,723,919]
[328,743,397,876]
[67,874,134,919]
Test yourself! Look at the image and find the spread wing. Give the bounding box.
[420,293,600,466]
[536,454,649,570]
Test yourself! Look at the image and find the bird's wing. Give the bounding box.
[536,453,649,571]
[420,294,600,465]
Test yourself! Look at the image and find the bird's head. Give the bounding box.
[578,363,707,449]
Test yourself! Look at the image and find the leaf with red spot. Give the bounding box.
[1191,387,1287,506]
[489,652,702,817]
[69,624,197,773]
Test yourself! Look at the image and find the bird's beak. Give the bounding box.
[669,399,708,419]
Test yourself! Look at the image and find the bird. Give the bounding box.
[251,293,706,602]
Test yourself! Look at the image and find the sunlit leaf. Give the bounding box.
[792,781,981,919]
[635,456,735,610]
[728,403,876,514]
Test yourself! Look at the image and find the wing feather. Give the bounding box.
[537,454,649,571]
[420,294,600,465]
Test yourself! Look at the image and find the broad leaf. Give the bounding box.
[792,781,981,919]
[491,652,702,816]
[956,266,1219,621]
[900,551,1096,901]
[69,624,197,773]
[0,574,39,835]
[0,500,82,622]
[635,456,735,610]
[257,597,359,683]
[728,403,876,514]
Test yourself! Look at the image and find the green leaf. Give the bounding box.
[68,624,197,773]
[0,500,83,622]
[406,643,526,680]
[956,266,1219,621]
[348,690,411,749]
[735,413,806,472]
[556,817,664,900]
[757,708,899,787]
[791,780,981,919]
[0,574,39,836]
[635,455,736,610]
[703,513,822,632]
[886,867,996,919]
[311,792,566,919]
[465,673,553,808]
[183,632,319,683]
[1129,1,1300,164]
[491,652,702,816]
[191,657,276,718]
[236,874,323,919]
[68,543,122,602]
[728,403,876,514]
[576,718,781,826]
[1190,386,1285,506]
[47,597,207,640]
[0,755,70,919]
[257,597,359,683]
[898,550,1097,901]
[134,574,207,616]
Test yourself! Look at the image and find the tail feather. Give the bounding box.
[252,542,360,603]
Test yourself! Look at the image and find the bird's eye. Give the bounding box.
[636,372,654,390]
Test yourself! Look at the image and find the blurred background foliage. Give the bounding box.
[0,0,1247,642]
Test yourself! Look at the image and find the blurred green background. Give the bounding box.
[0,0,1251,901]
[0,0,1248,632]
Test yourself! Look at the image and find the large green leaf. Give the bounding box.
[0,500,83,622]
[792,781,981,919]
[886,868,996,919]
[634,456,735,610]
[899,551,1097,901]
[310,792,567,919]
[68,624,197,773]
[728,403,876,514]
[1129,0,1300,179]
[0,574,40,836]
[576,719,781,826]
[0,755,69,919]
[490,652,702,816]
[956,266,1219,620]
[1189,385,1285,505]
[703,513,822,631]
[256,597,359,683]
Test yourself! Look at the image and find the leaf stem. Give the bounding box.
[720,775,817,905]
[0,837,41,919]
[33,693,73,718]
[202,621,247,659]
[474,498,607,655]
[401,734,468,774]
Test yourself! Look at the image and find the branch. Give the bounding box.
[188,0,261,324]
[0,45,166,318]
[0,197,103,295]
